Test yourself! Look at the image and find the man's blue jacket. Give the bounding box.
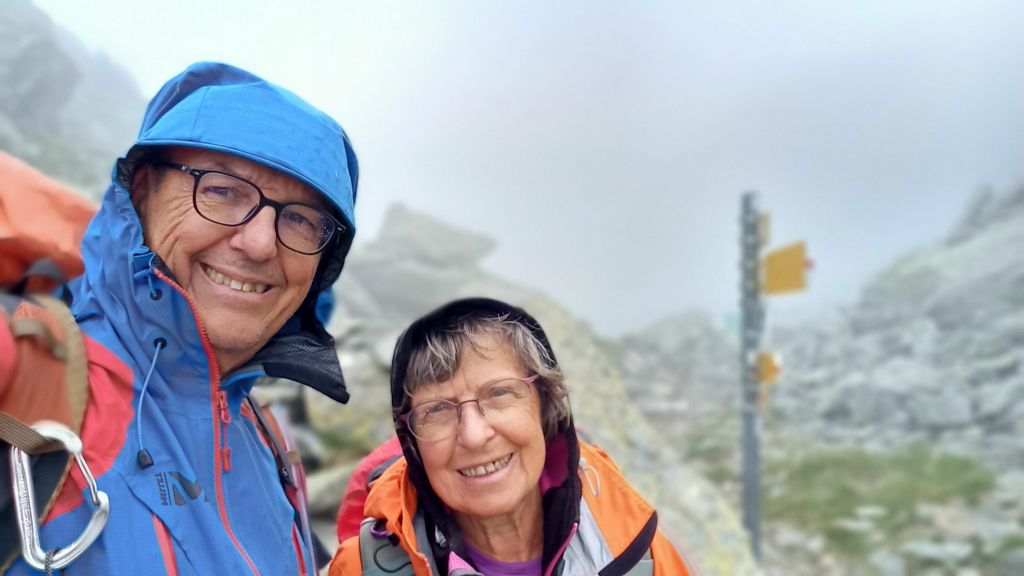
[7,62,358,575]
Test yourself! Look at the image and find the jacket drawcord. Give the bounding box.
[135,337,166,468]
[146,273,163,301]
[579,458,601,497]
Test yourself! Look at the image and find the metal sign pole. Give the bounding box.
[739,191,763,561]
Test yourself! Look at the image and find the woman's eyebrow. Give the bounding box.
[412,389,458,404]
[478,375,522,386]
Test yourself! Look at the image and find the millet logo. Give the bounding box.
[155,471,205,506]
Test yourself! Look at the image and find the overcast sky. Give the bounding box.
[33,0,1024,335]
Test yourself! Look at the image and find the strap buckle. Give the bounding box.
[9,420,110,571]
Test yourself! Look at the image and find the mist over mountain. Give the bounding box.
[0,0,143,198]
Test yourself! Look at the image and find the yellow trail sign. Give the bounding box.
[761,240,808,295]
[757,351,782,384]
[757,351,782,409]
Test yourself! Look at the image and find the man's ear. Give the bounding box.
[130,163,156,214]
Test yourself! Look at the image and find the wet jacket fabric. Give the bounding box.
[6,62,358,575]
[329,438,696,576]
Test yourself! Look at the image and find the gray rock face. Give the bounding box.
[341,203,499,325]
[770,187,1024,572]
[778,185,1024,467]
[615,186,1024,574]
[1,0,144,197]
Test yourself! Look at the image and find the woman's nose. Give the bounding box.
[456,401,494,447]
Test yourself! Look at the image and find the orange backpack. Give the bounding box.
[0,151,98,571]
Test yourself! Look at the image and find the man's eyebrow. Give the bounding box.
[201,159,246,176]
[188,158,328,208]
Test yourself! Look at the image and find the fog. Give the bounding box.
[33,0,1024,334]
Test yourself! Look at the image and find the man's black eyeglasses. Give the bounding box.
[154,161,344,255]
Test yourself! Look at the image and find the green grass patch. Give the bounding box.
[683,427,735,484]
[995,534,1024,554]
[762,442,995,558]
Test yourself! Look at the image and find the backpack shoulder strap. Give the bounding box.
[0,292,88,450]
[34,294,89,431]
[359,517,414,576]
[244,396,333,569]
[0,283,90,572]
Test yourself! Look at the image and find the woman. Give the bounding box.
[330,298,696,576]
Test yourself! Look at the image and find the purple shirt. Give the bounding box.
[464,541,542,576]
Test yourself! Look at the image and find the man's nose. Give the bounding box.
[229,206,279,260]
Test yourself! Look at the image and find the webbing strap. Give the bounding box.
[9,318,66,359]
[0,412,60,454]
[34,294,89,434]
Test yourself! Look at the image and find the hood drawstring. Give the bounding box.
[145,273,163,301]
[579,458,601,497]
[136,337,166,469]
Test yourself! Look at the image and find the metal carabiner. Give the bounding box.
[9,420,110,572]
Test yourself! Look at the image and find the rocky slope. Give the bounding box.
[614,185,1024,575]
[774,185,1024,471]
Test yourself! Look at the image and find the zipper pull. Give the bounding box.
[217,391,231,424]
[217,391,232,472]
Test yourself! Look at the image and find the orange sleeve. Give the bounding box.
[652,528,700,576]
[328,535,363,576]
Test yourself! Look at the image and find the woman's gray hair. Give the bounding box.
[402,313,570,440]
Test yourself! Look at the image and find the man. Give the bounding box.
[6,62,357,574]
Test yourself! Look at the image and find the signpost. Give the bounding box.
[738,192,809,562]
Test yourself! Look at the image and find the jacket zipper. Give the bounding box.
[153,268,259,575]
[544,522,578,576]
[218,391,232,471]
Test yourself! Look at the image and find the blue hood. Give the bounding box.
[103,61,358,402]
[136,61,357,228]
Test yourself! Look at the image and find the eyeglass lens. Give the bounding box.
[194,171,336,254]
[409,378,532,440]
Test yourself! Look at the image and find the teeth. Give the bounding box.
[460,454,512,478]
[203,265,268,294]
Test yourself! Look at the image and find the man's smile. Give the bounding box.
[202,264,269,294]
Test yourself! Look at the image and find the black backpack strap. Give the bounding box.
[245,397,296,488]
[244,396,331,569]
[598,512,658,576]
